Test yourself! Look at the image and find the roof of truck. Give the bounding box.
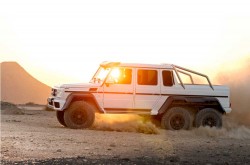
[100,61,174,69]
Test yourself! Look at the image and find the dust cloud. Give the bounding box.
[194,55,250,139]
[92,114,159,134]
[216,56,250,127]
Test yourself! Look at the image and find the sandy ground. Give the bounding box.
[1,108,250,164]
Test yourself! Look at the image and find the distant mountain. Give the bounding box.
[1,62,51,105]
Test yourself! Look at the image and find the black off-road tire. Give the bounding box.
[161,107,192,130]
[195,108,222,128]
[56,110,67,127]
[64,101,95,129]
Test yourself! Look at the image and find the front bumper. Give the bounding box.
[47,97,65,111]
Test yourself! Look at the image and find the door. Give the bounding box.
[134,68,161,112]
[103,67,134,113]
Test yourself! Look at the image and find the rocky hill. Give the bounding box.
[1,62,51,105]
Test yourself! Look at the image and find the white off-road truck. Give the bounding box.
[47,62,231,130]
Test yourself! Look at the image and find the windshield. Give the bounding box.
[90,66,111,84]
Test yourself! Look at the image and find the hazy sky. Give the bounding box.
[1,0,250,86]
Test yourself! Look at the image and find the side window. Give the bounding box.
[109,68,132,84]
[162,70,174,86]
[137,69,158,85]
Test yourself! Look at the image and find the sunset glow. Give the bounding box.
[1,0,250,86]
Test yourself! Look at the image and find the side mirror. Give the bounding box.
[105,79,115,87]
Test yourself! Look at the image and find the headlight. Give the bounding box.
[52,88,64,97]
[52,88,57,96]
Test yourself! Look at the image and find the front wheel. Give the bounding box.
[195,108,222,128]
[56,110,67,127]
[161,107,192,130]
[64,101,95,129]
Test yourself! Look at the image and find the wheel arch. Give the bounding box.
[158,96,225,115]
[62,92,104,113]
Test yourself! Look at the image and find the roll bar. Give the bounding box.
[172,65,214,90]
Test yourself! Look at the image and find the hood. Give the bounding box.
[55,82,100,89]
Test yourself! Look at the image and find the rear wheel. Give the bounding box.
[64,101,95,129]
[56,111,66,127]
[195,108,222,128]
[161,107,192,130]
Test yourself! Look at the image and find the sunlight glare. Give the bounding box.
[110,68,120,83]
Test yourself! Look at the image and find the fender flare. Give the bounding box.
[158,96,225,115]
[62,92,104,113]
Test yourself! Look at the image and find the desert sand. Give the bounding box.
[1,106,250,164]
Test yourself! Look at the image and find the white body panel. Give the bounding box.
[134,67,161,110]
[103,68,134,110]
